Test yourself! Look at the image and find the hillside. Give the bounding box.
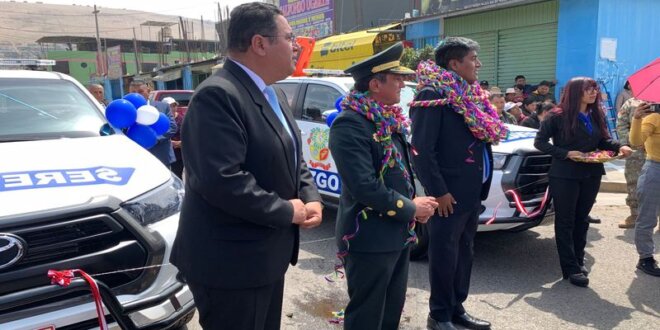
[0,1,219,58]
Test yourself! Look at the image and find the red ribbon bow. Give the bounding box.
[48,269,109,330]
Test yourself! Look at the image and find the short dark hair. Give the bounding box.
[488,93,504,102]
[480,80,489,86]
[515,75,526,81]
[522,97,536,106]
[538,102,554,116]
[228,2,282,52]
[434,37,480,69]
[538,80,551,87]
[354,73,388,93]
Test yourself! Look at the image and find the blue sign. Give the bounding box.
[310,168,341,194]
[0,167,135,192]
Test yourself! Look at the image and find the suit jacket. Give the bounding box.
[410,89,494,211]
[148,100,177,166]
[534,111,621,179]
[170,60,321,289]
[329,110,417,253]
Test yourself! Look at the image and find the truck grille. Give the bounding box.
[0,214,147,296]
[509,154,552,203]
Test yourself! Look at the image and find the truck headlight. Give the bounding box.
[122,175,184,225]
[492,153,509,170]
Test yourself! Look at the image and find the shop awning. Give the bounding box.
[309,23,403,71]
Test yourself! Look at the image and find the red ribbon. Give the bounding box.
[48,269,109,330]
[505,187,550,219]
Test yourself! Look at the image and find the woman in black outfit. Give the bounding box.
[535,77,632,287]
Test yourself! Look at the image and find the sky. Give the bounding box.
[20,0,261,19]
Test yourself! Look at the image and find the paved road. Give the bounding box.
[187,193,659,329]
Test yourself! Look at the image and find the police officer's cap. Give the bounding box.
[344,42,414,81]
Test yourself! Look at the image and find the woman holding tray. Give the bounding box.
[535,77,633,287]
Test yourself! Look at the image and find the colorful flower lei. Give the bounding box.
[409,60,509,144]
[341,90,412,181]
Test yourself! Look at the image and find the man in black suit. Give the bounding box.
[411,37,509,330]
[329,42,438,330]
[169,3,322,329]
[128,81,177,168]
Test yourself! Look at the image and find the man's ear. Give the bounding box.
[250,35,268,56]
[447,58,458,71]
[368,78,380,94]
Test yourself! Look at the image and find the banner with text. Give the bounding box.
[280,0,334,40]
[106,45,122,80]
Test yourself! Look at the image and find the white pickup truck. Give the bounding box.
[0,70,194,329]
[275,76,553,259]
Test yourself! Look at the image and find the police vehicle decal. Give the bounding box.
[0,166,135,192]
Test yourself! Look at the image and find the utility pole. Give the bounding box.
[179,16,191,63]
[93,5,105,76]
[132,27,141,74]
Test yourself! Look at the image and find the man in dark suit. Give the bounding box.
[329,42,438,330]
[169,3,322,329]
[411,37,508,330]
[129,81,177,168]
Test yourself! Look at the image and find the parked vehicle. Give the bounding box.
[149,89,193,116]
[0,70,194,329]
[275,76,553,259]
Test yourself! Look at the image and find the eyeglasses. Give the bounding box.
[261,33,297,44]
[585,86,600,93]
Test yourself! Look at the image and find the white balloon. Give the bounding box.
[136,105,160,125]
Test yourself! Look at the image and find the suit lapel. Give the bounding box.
[225,61,297,186]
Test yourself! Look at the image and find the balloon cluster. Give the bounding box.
[325,95,344,127]
[105,93,170,149]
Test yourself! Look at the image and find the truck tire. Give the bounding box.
[410,222,429,261]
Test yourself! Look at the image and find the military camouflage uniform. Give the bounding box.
[617,98,659,229]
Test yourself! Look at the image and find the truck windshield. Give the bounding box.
[0,78,106,141]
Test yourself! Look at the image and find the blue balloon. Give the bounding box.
[335,95,345,112]
[126,124,158,149]
[150,112,170,136]
[326,110,338,127]
[123,93,148,109]
[105,99,137,129]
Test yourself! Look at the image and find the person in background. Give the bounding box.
[329,42,438,330]
[616,97,655,229]
[521,97,538,118]
[170,3,322,329]
[163,96,184,179]
[129,81,177,169]
[479,80,491,97]
[87,83,108,107]
[629,101,660,277]
[534,77,632,288]
[514,75,556,99]
[615,81,633,113]
[520,101,552,129]
[504,101,524,123]
[504,87,518,102]
[411,36,506,330]
[530,80,557,104]
[491,94,516,125]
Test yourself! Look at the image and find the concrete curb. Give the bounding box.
[600,181,626,193]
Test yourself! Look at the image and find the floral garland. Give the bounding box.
[340,90,412,181]
[409,60,509,144]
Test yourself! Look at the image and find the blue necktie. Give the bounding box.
[264,86,297,163]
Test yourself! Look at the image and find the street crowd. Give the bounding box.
[99,2,658,329]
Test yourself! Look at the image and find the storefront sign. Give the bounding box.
[280,0,334,39]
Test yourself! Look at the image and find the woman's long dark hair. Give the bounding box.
[553,77,609,139]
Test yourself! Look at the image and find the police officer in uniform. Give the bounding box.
[329,42,438,330]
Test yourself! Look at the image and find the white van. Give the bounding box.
[0,70,194,329]
[275,76,553,258]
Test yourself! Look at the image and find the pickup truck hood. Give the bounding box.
[492,124,539,154]
[0,135,171,217]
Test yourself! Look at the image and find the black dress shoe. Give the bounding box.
[452,313,491,330]
[587,215,601,224]
[567,273,589,287]
[427,315,457,330]
[579,265,589,276]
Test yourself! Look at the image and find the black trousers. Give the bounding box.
[428,208,479,322]
[343,248,410,330]
[187,277,285,330]
[549,175,601,277]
